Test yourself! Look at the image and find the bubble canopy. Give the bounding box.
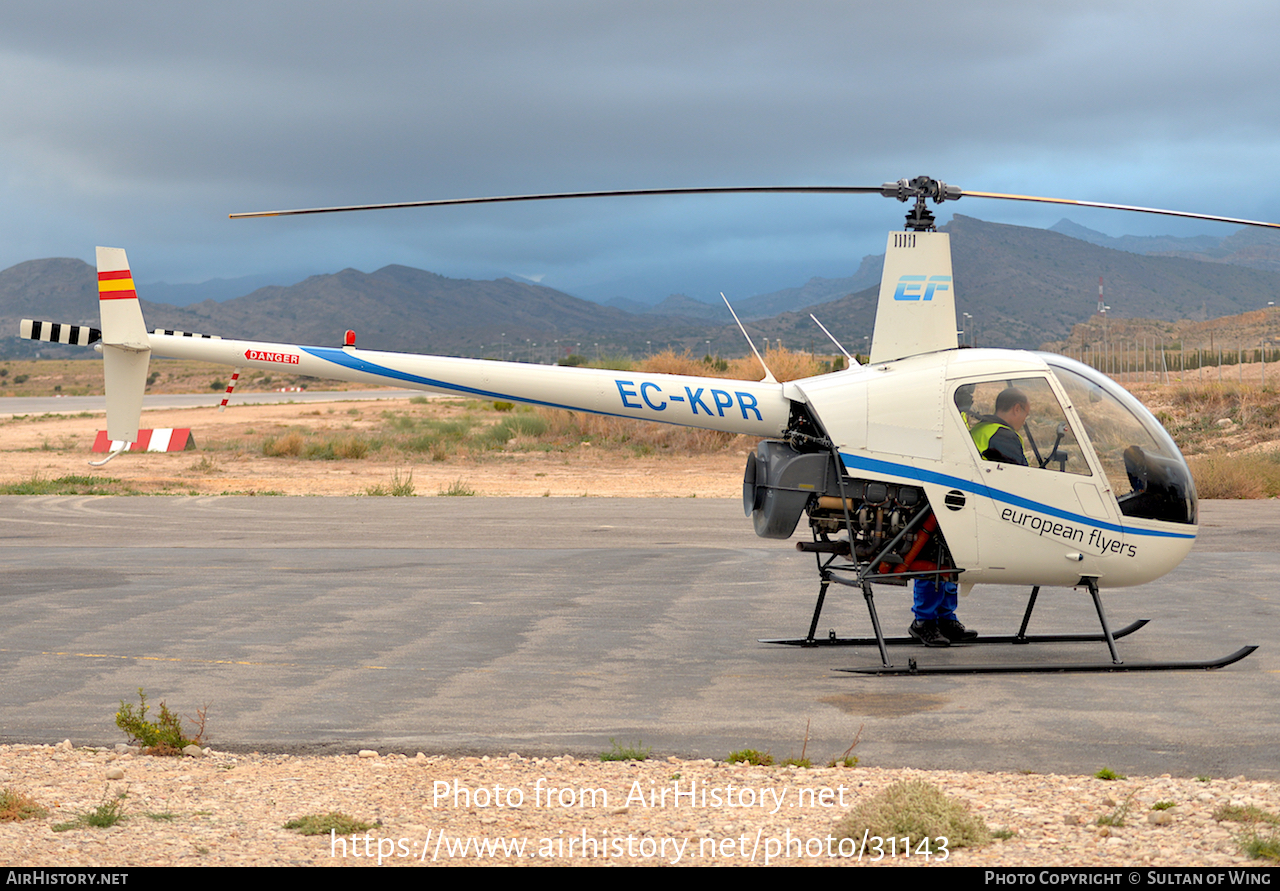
[1039,354,1197,526]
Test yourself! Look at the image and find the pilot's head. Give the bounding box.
[994,387,1029,426]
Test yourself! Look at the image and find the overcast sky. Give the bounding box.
[3,1,1278,303]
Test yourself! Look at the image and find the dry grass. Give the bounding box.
[1187,454,1280,499]
[0,788,47,822]
[636,346,831,382]
[1131,380,1280,497]
[835,779,990,850]
[532,407,752,456]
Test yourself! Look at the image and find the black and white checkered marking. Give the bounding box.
[20,319,101,346]
[153,329,222,340]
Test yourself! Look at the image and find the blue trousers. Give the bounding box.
[913,578,958,623]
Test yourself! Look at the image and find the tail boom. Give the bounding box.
[150,331,792,437]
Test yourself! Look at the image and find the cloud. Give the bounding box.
[2,0,1278,296]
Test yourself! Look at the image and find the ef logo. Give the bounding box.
[893,275,952,301]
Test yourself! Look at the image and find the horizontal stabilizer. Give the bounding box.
[21,319,101,346]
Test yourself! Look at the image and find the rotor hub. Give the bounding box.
[880,176,962,231]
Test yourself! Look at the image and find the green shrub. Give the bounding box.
[52,792,126,831]
[1215,804,1280,825]
[1097,795,1134,827]
[115,688,205,755]
[600,739,651,762]
[365,470,415,496]
[726,749,773,766]
[0,788,47,822]
[835,780,990,850]
[1241,830,1280,861]
[438,479,477,496]
[285,812,377,836]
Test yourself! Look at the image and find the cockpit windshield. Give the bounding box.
[1040,354,1197,525]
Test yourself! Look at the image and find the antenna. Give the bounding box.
[721,293,776,383]
[809,314,857,365]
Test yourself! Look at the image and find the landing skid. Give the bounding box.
[837,645,1258,676]
[763,573,1258,675]
[760,617,1151,647]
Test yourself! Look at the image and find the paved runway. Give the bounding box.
[0,497,1274,778]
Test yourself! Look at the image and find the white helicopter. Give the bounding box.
[20,176,1267,673]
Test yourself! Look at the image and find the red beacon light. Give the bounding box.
[344,329,356,347]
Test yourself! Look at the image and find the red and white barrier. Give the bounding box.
[91,428,195,453]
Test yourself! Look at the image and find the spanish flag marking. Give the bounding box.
[98,269,136,300]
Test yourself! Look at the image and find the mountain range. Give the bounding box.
[6,215,1280,361]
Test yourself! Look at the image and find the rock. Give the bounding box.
[182,745,204,757]
[106,766,125,780]
[358,749,379,759]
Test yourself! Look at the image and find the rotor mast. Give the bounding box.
[879,176,963,232]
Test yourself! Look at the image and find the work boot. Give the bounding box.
[938,618,978,642]
[908,620,950,647]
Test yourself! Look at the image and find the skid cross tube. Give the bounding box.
[760,617,1152,648]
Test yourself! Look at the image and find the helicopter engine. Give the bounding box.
[743,438,953,584]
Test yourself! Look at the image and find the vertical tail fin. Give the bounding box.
[868,231,958,364]
[96,247,151,443]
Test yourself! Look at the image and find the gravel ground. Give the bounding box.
[2,742,1278,867]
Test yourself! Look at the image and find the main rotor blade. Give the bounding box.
[233,178,1280,231]
[960,189,1280,230]
[230,185,885,219]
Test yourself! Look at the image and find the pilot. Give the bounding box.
[910,386,1029,648]
[970,387,1030,466]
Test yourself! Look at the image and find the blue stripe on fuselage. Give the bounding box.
[839,452,1194,541]
[304,346,691,424]
[302,346,632,414]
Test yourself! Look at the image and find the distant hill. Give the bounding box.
[0,258,102,358]
[1050,217,1280,273]
[0,258,99,326]
[734,215,1280,352]
[144,265,662,356]
[9,214,1280,360]
[1048,219,1225,255]
[140,272,308,306]
[0,259,727,360]
[730,254,884,320]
